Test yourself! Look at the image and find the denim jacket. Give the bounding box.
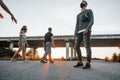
[74,9,94,36]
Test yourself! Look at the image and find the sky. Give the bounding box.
[0,0,120,59]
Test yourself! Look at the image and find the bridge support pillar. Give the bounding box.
[70,47,73,60]
[33,47,37,59]
[9,42,14,50]
[66,42,69,59]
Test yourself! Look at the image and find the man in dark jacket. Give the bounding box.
[74,0,94,69]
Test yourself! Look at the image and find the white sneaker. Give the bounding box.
[10,58,16,62]
[24,60,29,63]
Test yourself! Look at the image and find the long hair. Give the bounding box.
[21,25,27,32]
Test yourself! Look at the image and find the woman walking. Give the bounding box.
[10,26,29,62]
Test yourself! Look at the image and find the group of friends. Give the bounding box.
[0,0,94,69]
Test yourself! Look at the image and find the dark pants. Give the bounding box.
[76,31,91,62]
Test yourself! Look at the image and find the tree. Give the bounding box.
[117,53,120,62]
[112,53,118,62]
[26,49,34,59]
[26,48,40,60]
[105,56,109,61]
[0,47,15,58]
[61,56,65,60]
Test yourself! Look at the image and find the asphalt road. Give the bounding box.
[0,60,120,80]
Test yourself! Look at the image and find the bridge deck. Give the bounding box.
[0,34,120,47]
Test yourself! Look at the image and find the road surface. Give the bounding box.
[0,60,120,80]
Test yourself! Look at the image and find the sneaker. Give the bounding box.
[73,62,83,67]
[24,60,29,63]
[83,62,91,69]
[45,57,48,62]
[10,58,16,62]
[50,60,54,63]
[41,59,47,63]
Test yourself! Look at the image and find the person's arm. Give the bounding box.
[83,9,94,34]
[0,0,17,23]
[18,34,22,46]
[51,36,55,48]
[25,35,29,47]
[25,40,29,47]
[86,9,94,31]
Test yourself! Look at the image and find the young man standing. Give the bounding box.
[74,0,94,69]
[41,27,55,63]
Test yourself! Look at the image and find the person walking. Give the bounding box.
[74,0,94,69]
[10,26,29,62]
[0,0,17,23]
[41,27,55,63]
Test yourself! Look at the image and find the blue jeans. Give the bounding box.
[43,42,52,61]
[76,31,91,62]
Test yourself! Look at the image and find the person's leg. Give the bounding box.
[84,32,91,63]
[41,42,51,63]
[48,50,54,63]
[44,45,48,61]
[22,46,29,63]
[76,33,83,62]
[48,51,51,61]
[45,57,48,61]
[74,33,83,67]
[43,42,50,59]
[83,31,91,69]
[22,45,26,60]
[10,46,23,61]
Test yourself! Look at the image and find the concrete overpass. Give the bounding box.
[0,34,120,58]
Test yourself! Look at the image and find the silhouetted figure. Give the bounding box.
[10,26,29,62]
[41,27,55,63]
[0,0,17,23]
[74,0,94,69]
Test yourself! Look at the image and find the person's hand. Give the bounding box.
[11,15,17,24]
[26,43,29,47]
[52,44,55,48]
[53,45,55,48]
[0,13,4,19]
[83,28,88,34]
[74,35,76,40]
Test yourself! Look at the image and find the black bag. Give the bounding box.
[81,10,90,22]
